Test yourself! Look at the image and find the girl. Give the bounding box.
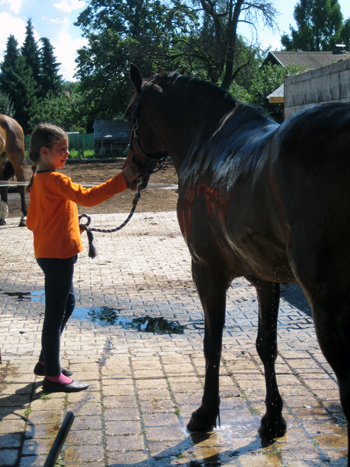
[26,123,142,392]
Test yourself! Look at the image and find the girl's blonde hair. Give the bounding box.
[26,123,67,193]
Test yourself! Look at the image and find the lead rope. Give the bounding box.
[78,157,167,259]
[79,185,142,258]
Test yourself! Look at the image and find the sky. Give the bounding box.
[0,0,350,82]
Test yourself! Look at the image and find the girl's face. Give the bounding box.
[39,137,69,171]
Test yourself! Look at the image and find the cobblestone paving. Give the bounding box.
[0,212,348,466]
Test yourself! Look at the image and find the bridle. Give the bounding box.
[127,78,168,179]
[79,78,169,258]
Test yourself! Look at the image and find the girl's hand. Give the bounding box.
[122,163,143,183]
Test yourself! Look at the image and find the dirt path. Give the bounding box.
[7,159,179,218]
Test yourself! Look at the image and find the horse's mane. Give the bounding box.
[146,71,268,121]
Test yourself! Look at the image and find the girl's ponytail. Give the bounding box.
[26,163,37,193]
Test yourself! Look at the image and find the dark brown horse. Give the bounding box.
[125,63,350,460]
[0,114,27,227]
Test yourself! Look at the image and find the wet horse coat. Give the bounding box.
[0,114,27,226]
[126,64,350,461]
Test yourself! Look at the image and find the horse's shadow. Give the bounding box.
[280,283,312,316]
[107,429,343,466]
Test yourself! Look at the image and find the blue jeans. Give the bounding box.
[36,256,77,376]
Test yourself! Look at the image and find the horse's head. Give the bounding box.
[123,63,168,191]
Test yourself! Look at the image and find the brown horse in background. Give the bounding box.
[0,115,27,226]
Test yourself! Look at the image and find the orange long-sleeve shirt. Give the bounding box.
[27,170,128,259]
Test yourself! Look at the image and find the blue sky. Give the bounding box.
[0,0,350,82]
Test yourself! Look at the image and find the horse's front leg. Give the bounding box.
[187,260,230,432]
[250,278,286,440]
[0,187,9,225]
[18,185,27,227]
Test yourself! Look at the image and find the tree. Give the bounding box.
[40,38,63,96]
[281,0,343,51]
[0,92,15,117]
[32,91,87,132]
[21,19,41,93]
[246,63,306,122]
[74,0,195,120]
[0,35,38,132]
[340,18,350,49]
[185,0,278,89]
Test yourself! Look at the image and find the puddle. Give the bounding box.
[1,290,45,302]
[72,305,184,334]
[1,291,184,334]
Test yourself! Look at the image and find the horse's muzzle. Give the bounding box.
[128,174,150,191]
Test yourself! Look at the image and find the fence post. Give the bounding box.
[82,138,84,158]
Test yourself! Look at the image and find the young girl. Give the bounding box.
[26,123,142,393]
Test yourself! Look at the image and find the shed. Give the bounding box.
[93,119,129,154]
[284,57,350,119]
[264,46,350,105]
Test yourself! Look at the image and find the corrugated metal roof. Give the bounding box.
[267,83,284,103]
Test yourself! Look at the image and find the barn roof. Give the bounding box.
[263,50,350,71]
[93,119,128,141]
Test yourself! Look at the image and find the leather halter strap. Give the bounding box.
[127,79,168,171]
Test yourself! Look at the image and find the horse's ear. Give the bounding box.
[179,66,187,75]
[130,63,143,94]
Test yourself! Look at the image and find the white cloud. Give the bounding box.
[0,12,26,60]
[0,0,22,14]
[52,30,87,81]
[54,0,85,14]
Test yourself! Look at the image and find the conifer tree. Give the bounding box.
[21,18,41,94]
[0,35,38,132]
[40,38,63,96]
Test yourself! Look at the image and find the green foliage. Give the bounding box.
[0,92,15,117]
[245,63,306,123]
[181,0,279,89]
[74,0,196,119]
[0,23,63,132]
[0,35,38,133]
[22,19,41,90]
[30,91,88,133]
[40,37,63,96]
[281,0,343,51]
[340,18,350,49]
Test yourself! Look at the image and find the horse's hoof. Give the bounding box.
[258,414,287,440]
[187,406,217,432]
[0,219,6,226]
[19,219,26,227]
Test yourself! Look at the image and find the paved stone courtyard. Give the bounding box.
[0,212,348,466]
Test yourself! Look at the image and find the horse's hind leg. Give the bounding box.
[305,287,350,464]
[187,260,230,432]
[251,278,286,440]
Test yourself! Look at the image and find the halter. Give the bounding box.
[79,77,168,258]
[127,78,168,178]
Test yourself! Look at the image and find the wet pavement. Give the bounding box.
[0,212,348,466]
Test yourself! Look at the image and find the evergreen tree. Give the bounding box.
[0,35,38,133]
[21,18,41,94]
[281,0,343,51]
[0,92,15,117]
[40,37,63,96]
